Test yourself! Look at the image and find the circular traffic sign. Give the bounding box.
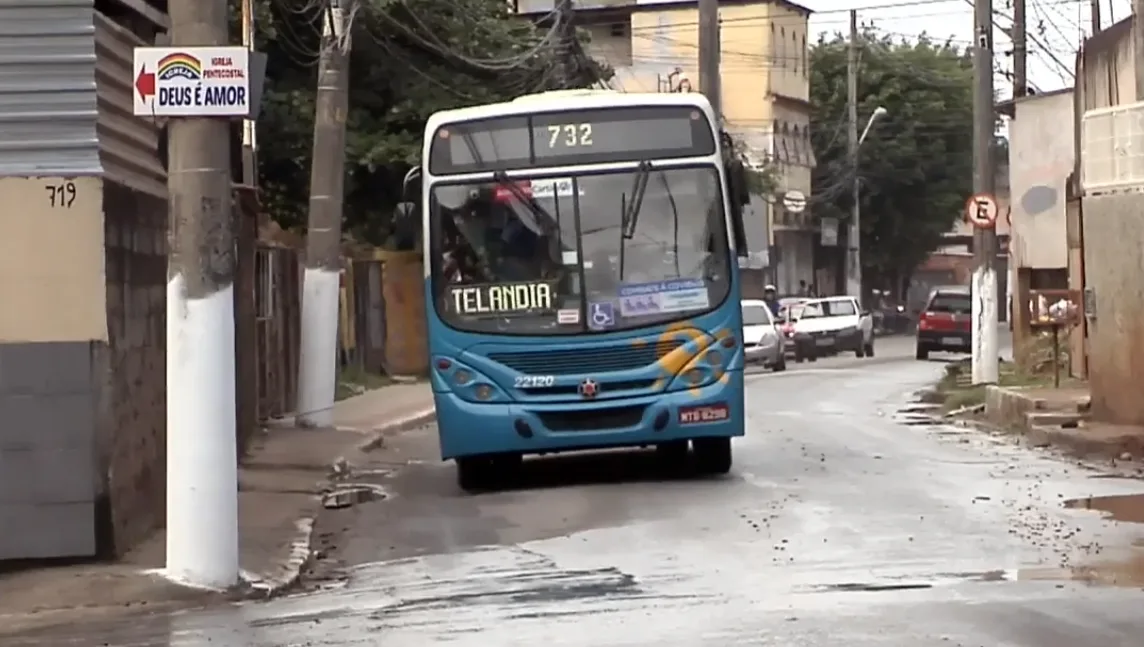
[965,193,998,228]
[783,190,807,214]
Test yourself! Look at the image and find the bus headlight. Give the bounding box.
[705,350,723,367]
[453,369,473,385]
[686,368,704,385]
[474,384,494,400]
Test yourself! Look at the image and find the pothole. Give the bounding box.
[804,582,934,593]
[1065,493,1144,523]
[322,483,388,509]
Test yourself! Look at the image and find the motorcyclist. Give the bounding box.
[762,284,781,317]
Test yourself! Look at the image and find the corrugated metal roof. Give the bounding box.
[0,0,100,177]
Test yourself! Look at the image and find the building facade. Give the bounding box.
[0,0,169,560]
[1073,17,1144,425]
[516,0,816,297]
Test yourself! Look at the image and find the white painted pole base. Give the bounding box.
[297,267,341,427]
[166,275,239,589]
[971,266,1000,385]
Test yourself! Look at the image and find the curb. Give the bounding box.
[242,517,315,598]
[242,408,436,597]
[355,408,437,452]
[1026,425,1144,462]
[236,409,434,598]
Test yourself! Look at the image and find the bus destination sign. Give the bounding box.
[430,106,717,174]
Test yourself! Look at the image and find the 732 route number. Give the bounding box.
[514,375,555,388]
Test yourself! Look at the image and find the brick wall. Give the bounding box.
[94,181,167,556]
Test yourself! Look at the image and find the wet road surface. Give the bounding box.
[11,338,1144,646]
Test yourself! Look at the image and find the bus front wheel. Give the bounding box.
[456,457,491,492]
[456,454,521,492]
[693,438,732,475]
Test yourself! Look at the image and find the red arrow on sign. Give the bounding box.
[135,65,155,100]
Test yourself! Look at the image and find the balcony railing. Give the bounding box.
[1081,100,1144,193]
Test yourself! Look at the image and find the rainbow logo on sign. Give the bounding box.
[156,52,202,81]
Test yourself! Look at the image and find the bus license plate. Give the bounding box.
[679,403,729,425]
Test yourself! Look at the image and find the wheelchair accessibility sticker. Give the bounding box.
[588,301,615,329]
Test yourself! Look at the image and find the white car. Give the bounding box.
[792,296,875,358]
[741,299,786,371]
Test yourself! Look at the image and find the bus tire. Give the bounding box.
[456,457,493,493]
[693,437,732,475]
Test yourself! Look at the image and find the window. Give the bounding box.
[801,34,807,77]
[609,22,626,38]
[793,31,798,73]
[928,293,971,314]
[822,299,857,316]
[742,304,773,326]
[778,27,786,67]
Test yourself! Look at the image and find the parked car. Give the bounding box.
[915,285,972,360]
[741,300,786,371]
[789,296,876,358]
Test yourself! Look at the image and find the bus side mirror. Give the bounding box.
[727,161,749,257]
[392,168,422,250]
[731,163,751,207]
[393,201,419,249]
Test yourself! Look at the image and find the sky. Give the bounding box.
[801,0,1129,99]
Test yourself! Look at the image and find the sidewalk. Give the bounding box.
[984,384,1144,461]
[0,381,435,635]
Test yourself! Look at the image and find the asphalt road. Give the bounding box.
[13,333,1144,646]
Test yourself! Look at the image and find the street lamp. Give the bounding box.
[848,106,888,304]
[859,106,888,145]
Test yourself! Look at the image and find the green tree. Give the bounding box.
[253,0,610,245]
[809,30,975,294]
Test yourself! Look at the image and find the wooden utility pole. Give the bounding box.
[1012,0,1027,98]
[972,0,1000,384]
[556,0,576,88]
[298,0,353,427]
[241,0,257,181]
[698,0,721,117]
[1134,0,1144,100]
[846,10,861,301]
[165,0,239,588]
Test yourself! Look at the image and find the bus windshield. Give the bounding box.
[430,166,730,335]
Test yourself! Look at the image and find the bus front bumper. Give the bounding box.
[434,371,745,460]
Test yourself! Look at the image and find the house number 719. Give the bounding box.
[45,181,77,208]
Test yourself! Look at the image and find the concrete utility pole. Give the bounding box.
[1012,0,1027,98]
[1091,0,1102,33]
[166,0,239,588]
[698,0,721,117]
[846,10,861,301]
[555,0,576,88]
[241,0,258,181]
[298,0,353,427]
[971,0,1000,384]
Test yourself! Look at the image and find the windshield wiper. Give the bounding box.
[492,170,557,235]
[658,171,682,276]
[619,160,652,281]
[622,160,652,240]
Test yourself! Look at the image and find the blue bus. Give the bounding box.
[398,90,752,491]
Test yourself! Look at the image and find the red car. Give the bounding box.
[915,285,972,360]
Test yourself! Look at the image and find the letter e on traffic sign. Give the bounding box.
[965,193,998,229]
